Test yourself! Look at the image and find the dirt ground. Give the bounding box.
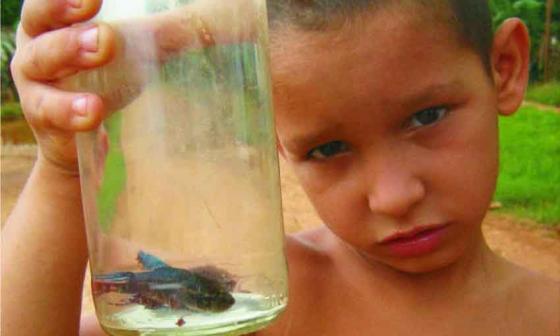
[1,144,559,315]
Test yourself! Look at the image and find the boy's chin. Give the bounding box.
[378,250,462,275]
[390,258,456,275]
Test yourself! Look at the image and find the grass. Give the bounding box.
[525,81,560,106]
[495,105,560,227]
[96,112,127,231]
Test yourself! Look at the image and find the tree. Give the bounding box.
[1,0,23,28]
[1,0,21,101]
[542,0,554,81]
[1,28,18,101]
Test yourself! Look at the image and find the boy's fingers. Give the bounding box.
[18,23,116,81]
[21,0,102,37]
[21,82,105,132]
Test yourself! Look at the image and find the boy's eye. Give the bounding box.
[307,140,349,160]
[409,106,448,128]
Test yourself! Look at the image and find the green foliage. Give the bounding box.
[525,81,560,106]
[490,0,543,28]
[1,0,22,28]
[495,105,560,226]
[1,0,20,101]
[1,28,18,101]
[1,101,22,120]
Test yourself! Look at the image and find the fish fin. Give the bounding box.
[93,271,135,282]
[137,250,168,270]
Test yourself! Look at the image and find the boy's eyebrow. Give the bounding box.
[284,123,343,151]
[397,80,466,108]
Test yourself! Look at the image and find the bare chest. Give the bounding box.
[279,306,554,336]
[266,288,557,336]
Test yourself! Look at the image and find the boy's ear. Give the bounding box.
[491,18,530,116]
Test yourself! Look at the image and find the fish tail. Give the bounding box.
[92,272,137,295]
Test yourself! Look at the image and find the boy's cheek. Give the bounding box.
[434,139,498,228]
[290,151,386,195]
[294,167,361,218]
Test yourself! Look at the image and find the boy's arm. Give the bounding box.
[2,159,89,336]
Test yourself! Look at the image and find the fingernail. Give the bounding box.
[80,27,98,52]
[68,0,81,8]
[72,96,88,116]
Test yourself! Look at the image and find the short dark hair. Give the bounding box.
[267,0,493,73]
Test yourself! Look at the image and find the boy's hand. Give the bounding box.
[11,0,115,173]
[11,0,256,174]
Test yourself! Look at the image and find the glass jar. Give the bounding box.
[73,1,287,335]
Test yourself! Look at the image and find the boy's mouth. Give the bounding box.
[379,224,449,258]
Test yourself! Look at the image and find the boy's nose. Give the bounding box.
[364,157,426,219]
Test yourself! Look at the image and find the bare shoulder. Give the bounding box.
[520,272,559,334]
[256,227,336,336]
[284,227,337,289]
[505,264,560,335]
[284,226,335,296]
[286,226,333,258]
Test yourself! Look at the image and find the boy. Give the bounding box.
[3,0,559,335]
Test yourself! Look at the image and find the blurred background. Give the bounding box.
[1,0,559,291]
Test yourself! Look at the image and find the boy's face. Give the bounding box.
[271,9,502,273]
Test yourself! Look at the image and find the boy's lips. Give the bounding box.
[379,224,449,258]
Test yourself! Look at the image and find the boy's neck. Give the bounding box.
[332,228,505,306]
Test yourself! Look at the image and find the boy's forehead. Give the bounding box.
[271,6,459,66]
[270,8,468,107]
